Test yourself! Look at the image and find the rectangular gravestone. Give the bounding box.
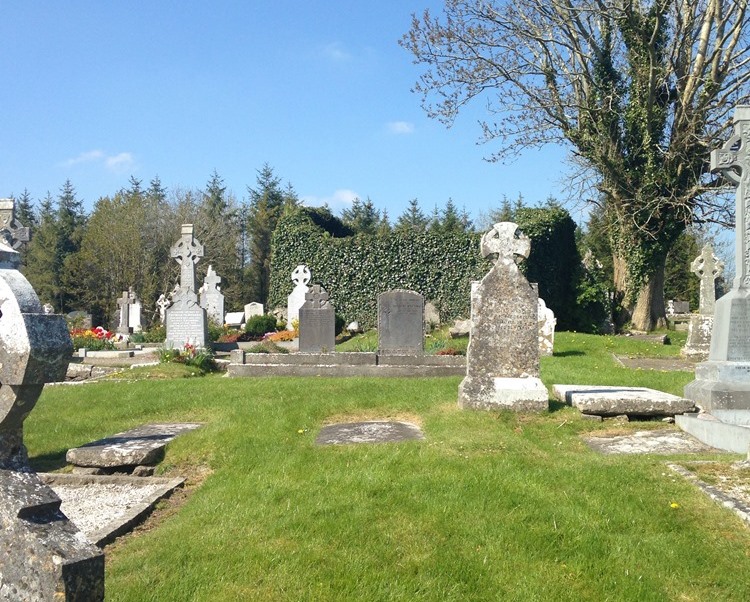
[298,284,335,353]
[378,290,424,355]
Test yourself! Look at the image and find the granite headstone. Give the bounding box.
[378,289,424,355]
[298,284,336,353]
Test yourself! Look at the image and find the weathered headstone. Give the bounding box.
[156,293,171,324]
[685,106,750,411]
[199,265,225,326]
[298,284,336,353]
[128,288,142,333]
[458,222,548,411]
[116,290,131,335]
[165,224,208,348]
[667,300,690,315]
[0,197,30,249]
[378,290,424,355]
[0,203,104,600]
[287,264,311,330]
[538,298,556,356]
[244,302,264,322]
[683,244,724,359]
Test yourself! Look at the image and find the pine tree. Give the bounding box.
[395,198,428,232]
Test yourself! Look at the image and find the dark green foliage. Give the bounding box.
[268,208,485,329]
[299,206,353,237]
[663,231,701,309]
[244,314,278,338]
[335,313,345,336]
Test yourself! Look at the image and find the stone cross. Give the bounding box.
[117,290,131,332]
[292,264,311,287]
[304,284,329,309]
[203,264,222,292]
[156,293,171,323]
[691,244,724,315]
[170,224,204,292]
[480,222,531,264]
[711,105,750,289]
[0,198,30,249]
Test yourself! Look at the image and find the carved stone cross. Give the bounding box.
[304,284,329,309]
[117,290,131,330]
[170,224,204,292]
[292,264,311,288]
[0,198,30,249]
[711,106,750,289]
[203,264,221,293]
[691,244,724,315]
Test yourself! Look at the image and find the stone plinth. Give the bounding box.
[553,385,695,417]
[682,314,714,360]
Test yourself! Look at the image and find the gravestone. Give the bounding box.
[683,244,724,359]
[67,310,93,330]
[378,290,424,355]
[165,224,208,348]
[298,284,336,353]
[116,290,131,335]
[224,311,245,328]
[667,300,690,315]
[458,222,548,411]
[0,197,30,249]
[0,203,104,600]
[287,264,311,330]
[199,265,225,326]
[128,288,142,333]
[244,302,264,322]
[538,298,556,356]
[685,106,750,411]
[424,301,440,331]
[156,293,171,323]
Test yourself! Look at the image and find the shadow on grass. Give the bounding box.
[553,350,585,357]
[29,449,69,473]
[548,399,568,413]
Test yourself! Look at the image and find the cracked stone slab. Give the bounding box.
[316,421,424,445]
[584,429,719,455]
[553,384,695,416]
[66,423,203,469]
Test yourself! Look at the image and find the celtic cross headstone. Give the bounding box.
[117,290,131,334]
[691,244,724,315]
[199,264,224,325]
[287,264,311,330]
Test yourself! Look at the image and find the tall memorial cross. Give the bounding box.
[203,264,221,292]
[170,224,204,292]
[691,244,724,315]
[711,105,750,289]
[0,198,31,249]
[117,290,131,330]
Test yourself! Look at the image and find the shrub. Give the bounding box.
[247,340,290,354]
[245,314,279,339]
[158,343,217,372]
[264,329,296,342]
[142,325,166,343]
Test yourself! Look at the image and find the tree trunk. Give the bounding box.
[612,253,668,331]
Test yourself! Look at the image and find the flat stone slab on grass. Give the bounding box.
[66,423,203,469]
[41,473,184,547]
[584,429,719,455]
[316,421,424,445]
[553,384,695,416]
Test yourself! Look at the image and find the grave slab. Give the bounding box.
[66,423,203,469]
[316,421,424,445]
[583,429,719,455]
[553,384,695,416]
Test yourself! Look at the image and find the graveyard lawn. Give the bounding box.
[25,331,750,601]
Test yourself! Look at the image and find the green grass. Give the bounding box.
[24,331,750,601]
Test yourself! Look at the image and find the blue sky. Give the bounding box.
[0,2,574,225]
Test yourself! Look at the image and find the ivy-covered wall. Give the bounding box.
[268,211,486,329]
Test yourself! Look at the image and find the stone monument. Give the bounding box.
[244,302,264,322]
[156,293,171,323]
[685,106,750,410]
[116,289,132,335]
[165,224,208,348]
[538,298,556,356]
[0,202,104,600]
[298,284,336,353]
[287,264,311,330]
[458,222,548,411]
[128,288,142,333]
[682,244,723,359]
[199,265,225,326]
[378,289,424,355]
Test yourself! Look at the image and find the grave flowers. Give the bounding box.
[70,326,119,351]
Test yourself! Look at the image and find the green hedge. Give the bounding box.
[268,207,604,332]
[268,211,486,330]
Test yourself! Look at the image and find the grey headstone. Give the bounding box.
[0,204,104,601]
[165,224,208,348]
[685,106,750,411]
[458,222,548,412]
[378,289,424,355]
[298,284,335,353]
[199,264,225,325]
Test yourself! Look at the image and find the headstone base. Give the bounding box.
[681,314,714,360]
[458,376,548,412]
[685,361,750,411]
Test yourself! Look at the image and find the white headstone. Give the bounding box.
[199,265,225,325]
[287,264,311,330]
[538,298,556,356]
[225,311,245,328]
[244,302,264,321]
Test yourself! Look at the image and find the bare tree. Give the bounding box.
[402,0,749,330]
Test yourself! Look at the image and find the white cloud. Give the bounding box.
[302,188,359,209]
[387,121,415,135]
[321,42,352,62]
[61,149,136,173]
